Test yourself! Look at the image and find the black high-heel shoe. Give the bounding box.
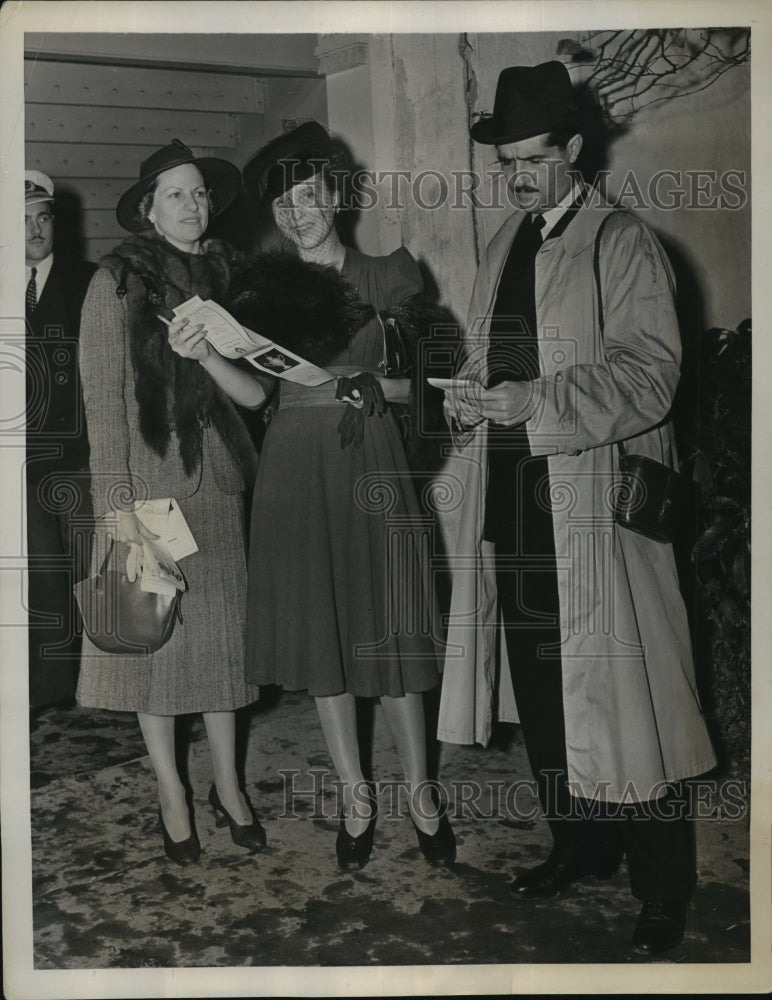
[158,807,201,866]
[209,784,267,852]
[336,787,377,871]
[410,807,456,867]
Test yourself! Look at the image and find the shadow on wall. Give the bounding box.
[52,188,91,265]
[208,188,262,253]
[329,135,366,253]
[573,80,628,186]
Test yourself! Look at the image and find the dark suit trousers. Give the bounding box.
[26,468,89,708]
[495,545,695,902]
[26,262,94,708]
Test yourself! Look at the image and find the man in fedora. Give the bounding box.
[437,61,716,954]
[25,170,96,708]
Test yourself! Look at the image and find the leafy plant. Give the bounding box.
[677,320,751,777]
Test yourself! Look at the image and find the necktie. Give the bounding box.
[487,212,546,388]
[484,210,546,543]
[26,267,38,313]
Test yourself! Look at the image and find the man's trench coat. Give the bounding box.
[437,192,717,802]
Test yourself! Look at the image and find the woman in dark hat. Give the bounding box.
[77,140,269,865]
[189,121,456,871]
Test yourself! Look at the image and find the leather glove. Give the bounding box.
[336,372,387,416]
[114,510,158,582]
[335,372,387,450]
[337,405,364,450]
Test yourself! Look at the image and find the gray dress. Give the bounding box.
[245,248,442,697]
[77,261,259,715]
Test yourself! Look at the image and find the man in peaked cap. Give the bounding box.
[437,61,716,955]
[25,169,97,709]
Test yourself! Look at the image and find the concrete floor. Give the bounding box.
[27,688,751,985]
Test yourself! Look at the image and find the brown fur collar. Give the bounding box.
[227,251,375,365]
[102,232,256,480]
[227,252,460,470]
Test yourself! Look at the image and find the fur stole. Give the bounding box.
[227,252,460,471]
[102,231,256,480]
[227,252,375,365]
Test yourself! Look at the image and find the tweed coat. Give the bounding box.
[76,253,258,715]
[80,267,249,518]
[437,191,716,802]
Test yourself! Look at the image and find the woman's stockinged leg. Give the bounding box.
[315,692,373,837]
[380,692,440,835]
[137,712,189,841]
[203,710,251,825]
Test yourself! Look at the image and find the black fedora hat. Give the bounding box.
[242,120,335,207]
[116,138,241,233]
[470,61,579,145]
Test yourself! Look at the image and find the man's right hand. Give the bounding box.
[442,388,485,430]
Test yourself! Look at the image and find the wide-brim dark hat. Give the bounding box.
[116,138,241,233]
[470,61,579,145]
[242,120,335,207]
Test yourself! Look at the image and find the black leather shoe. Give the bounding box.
[209,784,267,852]
[510,853,618,899]
[411,813,456,867]
[158,807,201,866]
[632,900,687,954]
[336,789,377,871]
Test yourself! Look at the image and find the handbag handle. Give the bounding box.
[96,535,117,579]
[592,210,628,468]
[592,210,620,340]
[595,222,689,487]
[94,535,126,592]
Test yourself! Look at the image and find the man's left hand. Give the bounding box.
[477,381,537,426]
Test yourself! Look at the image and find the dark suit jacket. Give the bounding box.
[26,254,97,477]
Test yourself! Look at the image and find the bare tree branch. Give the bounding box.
[564,28,750,123]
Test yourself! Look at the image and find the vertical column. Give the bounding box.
[317,34,383,256]
[317,33,480,325]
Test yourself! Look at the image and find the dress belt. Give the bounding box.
[277,365,371,409]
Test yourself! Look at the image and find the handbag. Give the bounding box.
[614,441,699,544]
[594,215,699,545]
[74,537,183,655]
[379,314,414,378]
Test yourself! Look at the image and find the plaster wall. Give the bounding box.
[322,33,477,329]
[321,29,751,559]
[324,60,381,259]
[465,31,751,331]
[324,30,750,332]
